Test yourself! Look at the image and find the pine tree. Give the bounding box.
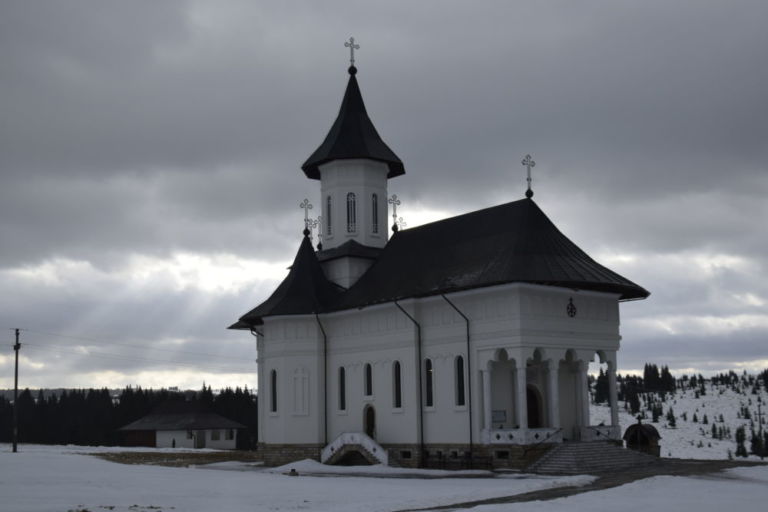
[666,407,677,428]
[735,426,748,457]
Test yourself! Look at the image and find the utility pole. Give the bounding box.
[757,398,764,460]
[13,328,20,453]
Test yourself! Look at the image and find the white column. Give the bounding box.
[482,369,492,433]
[515,362,528,440]
[577,360,590,428]
[547,359,560,428]
[608,362,619,428]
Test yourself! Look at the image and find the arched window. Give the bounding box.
[372,193,379,233]
[425,358,434,407]
[455,356,466,406]
[270,369,278,413]
[338,367,346,411]
[393,361,402,408]
[346,192,356,232]
[326,195,332,236]
[364,363,373,396]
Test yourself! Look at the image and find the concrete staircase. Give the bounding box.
[321,432,388,466]
[526,441,658,475]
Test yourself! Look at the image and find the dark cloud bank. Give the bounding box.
[1,1,766,387]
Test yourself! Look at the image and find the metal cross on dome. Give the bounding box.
[344,37,360,66]
[315,215,323,247]
[388,194,401,232]
[522,154,536,198]
[299,198,313,230]
[307,218,319,241]
[397,217,407,230]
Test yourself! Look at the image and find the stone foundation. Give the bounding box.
[258,441,554,470]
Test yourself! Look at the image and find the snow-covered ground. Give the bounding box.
[0,444,593,512]
[472,466,768,512]
[2,444,766,511]
[591,380,767,460]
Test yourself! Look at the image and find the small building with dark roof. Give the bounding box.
[119,401,245,449]
[230,58,649,469]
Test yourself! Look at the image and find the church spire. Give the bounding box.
[301,52,404,180]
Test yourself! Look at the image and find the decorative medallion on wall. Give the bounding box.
[566,298,577,318]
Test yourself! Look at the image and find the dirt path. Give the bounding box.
[396,459,768,511]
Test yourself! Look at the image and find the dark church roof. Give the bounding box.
[301,66,405,180]
[231,198,649,330]
[229,234,343,328]
[316,239,383,263]
[336,198,649,309]
[119,401,245,431]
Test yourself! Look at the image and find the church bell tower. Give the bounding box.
[301,40,404,288]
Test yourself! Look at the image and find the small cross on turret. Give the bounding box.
[521,154,536,198]
[344,37,360,66]
[388,194,401,232]
[299,198,313,235]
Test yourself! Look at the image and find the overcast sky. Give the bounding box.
[1,1,767,391]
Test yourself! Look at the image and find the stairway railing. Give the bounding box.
[321,432,388,465]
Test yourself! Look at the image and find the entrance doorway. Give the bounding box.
[364,405,376,439]
[527,386,542,428]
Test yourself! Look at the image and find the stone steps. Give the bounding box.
[526,441,658,475]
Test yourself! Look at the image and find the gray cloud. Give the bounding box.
[1,1,767,386]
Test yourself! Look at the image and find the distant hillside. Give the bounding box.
[592,371,767,460]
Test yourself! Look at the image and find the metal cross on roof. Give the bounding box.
[307,218,319,241]
[299,198,313,230]
[315,215,323,247]
[397,217,407,230]
[344,37,360,66]
[388,194,401,232]
[521,154,536,198]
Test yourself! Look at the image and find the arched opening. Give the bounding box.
[338,367,346,411]
[392,361,402,408]
[364,404,376,439]
[425,358,434,407]
[527,386,543,428]
[269,369,277,413]
[346,192,356,232]
[364,363,373,396]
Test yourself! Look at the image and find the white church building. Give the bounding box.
[230,55,649,469]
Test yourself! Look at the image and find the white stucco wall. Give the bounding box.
[257,282,623,448]
[155,429,237,449]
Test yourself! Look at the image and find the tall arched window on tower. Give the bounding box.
[270,369,278,413]
[425,358,434,407]
[372,193,379,233]
[392,361,402,408]
[338,367,346,411]
[326,195,332,236]
[455,355,466,406]
[346,192,356,232]
[364,363,373,396]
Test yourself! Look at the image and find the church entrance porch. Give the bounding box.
[480,348,621,447]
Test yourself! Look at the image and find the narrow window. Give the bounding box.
[393,361,402,408]
[225,429,234,440]
[364,363,373,396]
[339,367,346,411]
[425,358,434,407]
[270,369,277,413]
[347,192,356,232]
[372,193,379,233]
[455,355,466,406]
[326,195,332,236]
